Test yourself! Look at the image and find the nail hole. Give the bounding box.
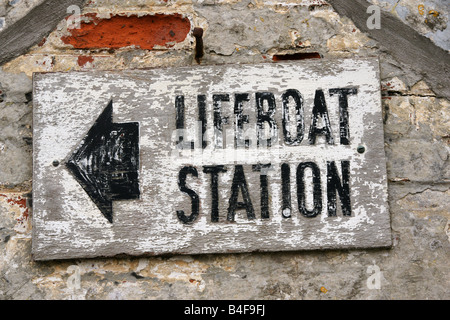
[282,208,291,218]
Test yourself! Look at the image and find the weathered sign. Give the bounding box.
[32,58,391,260]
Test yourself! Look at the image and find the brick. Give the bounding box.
[77,55,94,67]
[61,13,191,50]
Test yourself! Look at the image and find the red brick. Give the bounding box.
[77,55,94,66]
[61,13,191,50]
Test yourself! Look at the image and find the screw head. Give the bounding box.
[357,145,365,154]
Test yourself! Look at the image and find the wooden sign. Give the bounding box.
[32,58,391,260]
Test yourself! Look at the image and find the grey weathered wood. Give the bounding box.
[32,58,391,260]
[0,0,87,66]
[327,0,450,99]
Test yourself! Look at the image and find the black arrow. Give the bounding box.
[66,100,140,223]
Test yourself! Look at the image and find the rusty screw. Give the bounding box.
[193,27,204,64]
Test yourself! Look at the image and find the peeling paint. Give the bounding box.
[32,58,391,260]
[0,194,30,234]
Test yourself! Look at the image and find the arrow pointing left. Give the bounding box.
[66,100,140,223]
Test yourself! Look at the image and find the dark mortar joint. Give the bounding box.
[272,52,322,61]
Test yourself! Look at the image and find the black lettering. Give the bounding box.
[176,166,199,224]
[327,161,351,216]
[197,94,207,149]
[213,94,230,148]
[308,89,334,145]
[297,162,322,218]
[329,88,357,145]
[252,164,271,219]
[256,92,278,147]
[227,165,255,221]
[203,165,227,222]
[281,163,291,218]
[175,95,194,149]
[234,93,250,148]
[282,89,304,145]
[175,95,207,149]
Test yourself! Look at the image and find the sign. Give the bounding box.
[32,58,391,260]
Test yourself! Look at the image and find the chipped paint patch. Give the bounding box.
[0,193,30,234]
[77,55,94,67]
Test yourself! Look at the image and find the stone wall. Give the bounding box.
[0,0,448,299]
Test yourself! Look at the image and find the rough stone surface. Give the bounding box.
[0,68,32,190]
[1,0,46,30]
[0,0,448,300]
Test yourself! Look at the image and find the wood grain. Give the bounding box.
[327,0,450,99]
[0,0,86,65]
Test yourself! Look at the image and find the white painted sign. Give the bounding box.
[32,58,391,260]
